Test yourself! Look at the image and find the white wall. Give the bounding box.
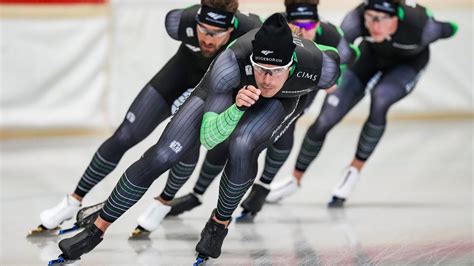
[1,16,109,128]
[108,1,473,127]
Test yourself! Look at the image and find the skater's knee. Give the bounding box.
[369,96,393,125]
[229,136,256,158]
[110,125,141,151]
[307,115,335,140]
[141,146,179,175]
[370,95,392,115]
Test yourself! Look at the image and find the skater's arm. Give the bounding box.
[420,10,458,45]
[340,5,364,44]
[334,27,360,85]
[315,44,341,91]
[201,104,245,150]
[199,50,243,150]
[165,9,184,40]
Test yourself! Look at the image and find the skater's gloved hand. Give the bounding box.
[236,85,260,110]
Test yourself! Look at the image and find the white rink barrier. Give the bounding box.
[1,0,472,130]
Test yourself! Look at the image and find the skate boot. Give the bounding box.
[194,210,229,264]
[28,195,81,237]
[129,200,171,240]
[328,167,360,208]
[265,176,300,203]
[236,184,270,223]
[48,223,103,265]
[167,192,202,217]
[59,201,105,235]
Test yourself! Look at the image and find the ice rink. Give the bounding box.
[1,119,472,265]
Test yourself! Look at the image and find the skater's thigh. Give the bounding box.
[143,96,205,165]
[115,84,172,139]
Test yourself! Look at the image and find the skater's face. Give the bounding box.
[364,10,398,42]
[289,19,319,41]
[252,60,291,98]
[196,22,234,58]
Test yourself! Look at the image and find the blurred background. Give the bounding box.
[1,0,472,135]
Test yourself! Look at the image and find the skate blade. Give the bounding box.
[48,255,79,265]
[128,227,151,240]
[235,211,256,223]
[27,225,60,238]
[58,225,80,235]
[193,254,209,266]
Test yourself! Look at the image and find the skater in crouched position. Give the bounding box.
[262,0,459,207]
[237,0,362,221]
[157,0,360,224]
[51,13,339,264]
[33,0,261,236]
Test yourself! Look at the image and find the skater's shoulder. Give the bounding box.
[231,10,263,38]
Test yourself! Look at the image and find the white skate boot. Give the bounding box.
[265,176,300,203]
[328,167,360,208]
[129,200,171,240]
[29,195,81,236]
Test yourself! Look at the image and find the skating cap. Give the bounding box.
[252,13,296,66]
[286,4,319,21]
[196,5,236,29]
[364,0,399,16]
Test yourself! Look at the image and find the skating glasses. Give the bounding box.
[197,22,229,38]
[250,54,293,77]
[290,21,318,31]
[364,13,393,24]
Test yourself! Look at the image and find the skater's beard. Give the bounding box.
[196,24,232,58]
[199,41,220,58]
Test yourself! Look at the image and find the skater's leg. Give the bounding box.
[293,69,368,180]
[196,98,289,258]
[159,146,201,202]
[258,89,319,187]
[38,85,171,231]
[259,123,295,185]
[57,96,205,260]
[73,84,171,200]
[193,143,229,195]
[129,145,202,238]
[98,96,205,226]
[72,43,204,200]
[164,143,229,218]
[330,63,426,206]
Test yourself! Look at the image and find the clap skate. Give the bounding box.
[48,224,103,265]
[166,193,202,217]
[59,201,105,235]
[236,184,270,223]
[327,167,360,208]
[129,200,171,240]
[194,210,229,265]
[28,195,81,237]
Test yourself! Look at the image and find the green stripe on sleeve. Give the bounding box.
[315,43,339,54]
[336,26,344,37]
[200,104,245,150]
[337,64,347,85]
[425,8,434,18]
[349,43,361,62]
